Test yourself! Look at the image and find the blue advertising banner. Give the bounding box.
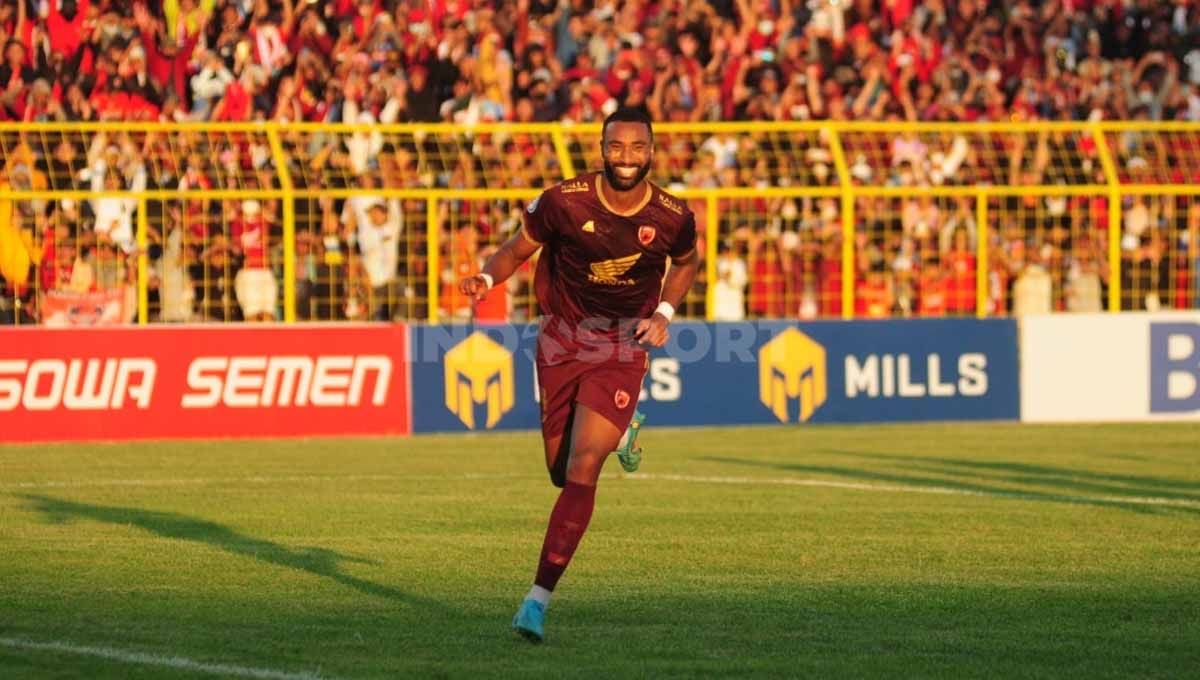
[409,319,1020,433]
[409,323,542,433]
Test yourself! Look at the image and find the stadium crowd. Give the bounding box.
[1,0,1197,126]
[0,0,1198,323]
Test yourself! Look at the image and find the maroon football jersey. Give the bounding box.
[523,171,697,364]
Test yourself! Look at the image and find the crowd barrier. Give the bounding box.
[7,313,1198,443]
[4,318,1022,443]
[411,319,1020,433]
[0,325,410,442]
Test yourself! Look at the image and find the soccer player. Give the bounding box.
[459,107,699,643]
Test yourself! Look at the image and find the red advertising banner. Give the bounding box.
[0,325,411,443]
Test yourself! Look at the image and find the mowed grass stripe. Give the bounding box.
[0,423,1196,679]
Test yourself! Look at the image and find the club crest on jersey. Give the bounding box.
[638,226,656,245]
[614,389,631,409]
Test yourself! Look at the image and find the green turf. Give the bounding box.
[1,423,1198,679]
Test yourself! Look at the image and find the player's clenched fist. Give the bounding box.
[459,273,491,300]
[634,313,670,347]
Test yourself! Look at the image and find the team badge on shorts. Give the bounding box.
[614,389,631,409]
[638,226,656,245]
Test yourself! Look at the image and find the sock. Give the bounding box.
[525,584,552,608]
[534,481,597,593]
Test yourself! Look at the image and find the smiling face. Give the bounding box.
[601,120,653,192]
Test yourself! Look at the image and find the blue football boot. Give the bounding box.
[512,598,546,643]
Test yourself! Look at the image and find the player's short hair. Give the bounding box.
[602,107,654,141]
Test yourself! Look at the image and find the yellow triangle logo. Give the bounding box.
[581,220,595,233]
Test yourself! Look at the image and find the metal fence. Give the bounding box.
[0,121,1197,324]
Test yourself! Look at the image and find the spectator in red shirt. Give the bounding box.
[0,40,36,119]
[856,263,895,319]
[945,228,977,315]
[45,0,92,61]
[231,199,276,322]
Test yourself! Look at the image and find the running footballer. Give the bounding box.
[459,107,699,643]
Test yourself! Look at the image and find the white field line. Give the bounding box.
[0,472,533,490]
[2,470,1196,509]
[0,637,333,680]
[625,473,1200,509]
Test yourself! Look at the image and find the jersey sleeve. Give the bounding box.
[522,189,558,245]
[670,211,698,259]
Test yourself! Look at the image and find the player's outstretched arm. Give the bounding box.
[459,229,541,300]
[635,247,699,347]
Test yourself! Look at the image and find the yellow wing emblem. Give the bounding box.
[590,253,641,280]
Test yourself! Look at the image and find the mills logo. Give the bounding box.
[758,327,827,423]
[444,332,514,429]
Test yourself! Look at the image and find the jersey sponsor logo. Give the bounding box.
[587,253,641,286]
[614,389,631,409]
[0,358,156,411]
[526,194,541,214]
[638,225,656,245]
[657,193,683,215]
[581,220,595,233]
[758,328,827,423]
[444,332,514,429]
[561,179,589,194]
[181,355,392,408]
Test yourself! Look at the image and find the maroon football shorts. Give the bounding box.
[536,355,648,441]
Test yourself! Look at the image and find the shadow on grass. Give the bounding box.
[698,457,1200,517]
[18,494,459,612]
[824,451,1200,503]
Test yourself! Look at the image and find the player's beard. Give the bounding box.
[603,157,652,192]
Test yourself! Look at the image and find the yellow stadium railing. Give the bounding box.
[0,121,1197,325]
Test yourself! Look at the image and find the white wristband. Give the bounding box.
[655,301,675,321]
[478,272,494,289]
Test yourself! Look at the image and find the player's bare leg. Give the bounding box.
[541,414,573,489]
[562,403,622,485]
[514,404,622,642]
